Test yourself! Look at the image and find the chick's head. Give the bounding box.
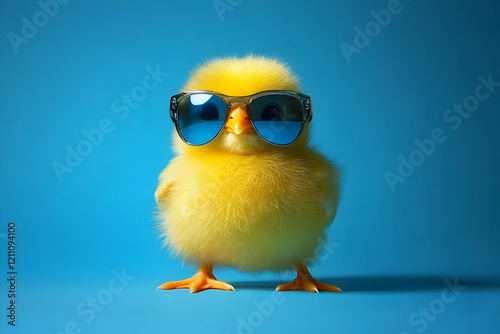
[174,55,311,155]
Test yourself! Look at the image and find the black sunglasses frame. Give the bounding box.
[169,90,313,146]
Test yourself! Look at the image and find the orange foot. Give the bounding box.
[157,263,235,293]
[276,265,342,293]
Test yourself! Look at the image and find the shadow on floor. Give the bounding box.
[231,275,500,292]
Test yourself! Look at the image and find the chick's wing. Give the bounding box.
[316,159,341,227]
[154,158,181,205]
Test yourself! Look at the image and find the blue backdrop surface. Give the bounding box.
[1,0,499,333]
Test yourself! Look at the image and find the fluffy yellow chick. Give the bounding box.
[156,55,341,293]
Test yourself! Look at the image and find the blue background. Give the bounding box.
[1,0,499,333]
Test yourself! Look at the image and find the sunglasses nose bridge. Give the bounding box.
[228,102,249,119]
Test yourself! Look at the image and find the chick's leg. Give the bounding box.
[157,263,234,293]
[276,264,342,293]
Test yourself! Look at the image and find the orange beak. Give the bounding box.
[224,104,255,135]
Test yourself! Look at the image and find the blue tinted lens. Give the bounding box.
[177,94,226,145]
[250,94,304,145]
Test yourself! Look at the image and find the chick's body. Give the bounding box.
[156,56,342,293]
[158,147,339,272]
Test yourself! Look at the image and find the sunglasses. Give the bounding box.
[169,90,313,146]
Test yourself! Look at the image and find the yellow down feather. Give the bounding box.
[156,55,340,272]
